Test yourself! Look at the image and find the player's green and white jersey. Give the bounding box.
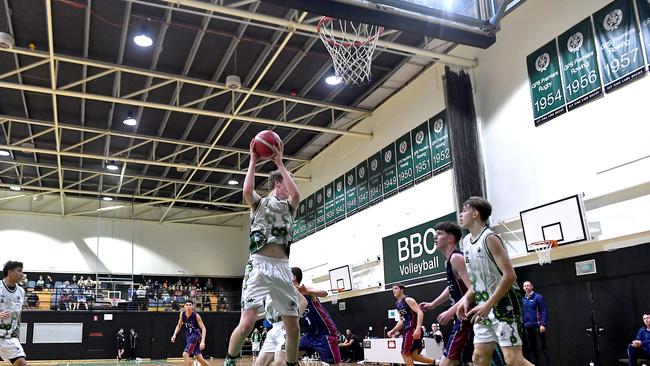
[0,280,25,339]
[462,227,522,323]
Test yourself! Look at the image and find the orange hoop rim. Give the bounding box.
[530,239,558,249]
[317,16,384,48]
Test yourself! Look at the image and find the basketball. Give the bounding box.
[252,130,282,159]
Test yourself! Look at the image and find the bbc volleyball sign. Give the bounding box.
[382,212,456,288]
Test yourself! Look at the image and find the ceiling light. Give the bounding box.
[106,162,119,171]
[98,205,124,212]
[102,196,113,201]
[122,112,137,126]
[0,150,10,157]
[9,186,21,191]
[325,75,342,85]
[133,27,153,48]
[228,180,239,185]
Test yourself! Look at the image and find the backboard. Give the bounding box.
[329,265,353,292]
[259,0,498,48]
[520,194,589,252]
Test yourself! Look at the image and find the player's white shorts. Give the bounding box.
[260,324,286,353]
[473,313,523,347]
[241,254,300,317]
[252,341,261,352]
[0,338,26,361]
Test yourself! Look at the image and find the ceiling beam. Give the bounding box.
[157,0,478,67]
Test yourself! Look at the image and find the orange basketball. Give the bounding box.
[252,130,282,159]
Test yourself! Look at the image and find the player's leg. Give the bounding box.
[182,351,192,366]
[410,350,435,364]
[2,339,27,366]
[255,352,275,366]
[308,335,341,364]
[226,259,266,365]
[440,318,471,366]
[227,308,260,358]
[10,358,27,366]
[270,349,287,366]
[195,353,210,366]
[281,315,300,364]
[472,343,497,366]
[401,329,416,366]
[493,319,531,366]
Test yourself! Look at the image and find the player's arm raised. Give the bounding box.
[243,139,261,210]
[271,140,300,215]
[467,234,516,322]
[297,283,328,298]
[196,313,207,350]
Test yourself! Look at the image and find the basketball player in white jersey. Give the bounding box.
[456,197,533,366]
[0,261,27,366]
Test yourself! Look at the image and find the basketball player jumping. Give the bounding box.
[0,261,28,366]
[171,300,210,366]
[224,138,301,366]
[456,197,532,366]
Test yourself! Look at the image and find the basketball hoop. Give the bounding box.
[530,240,558,266]
[317,17,383,85]
[330,288,344,305]
[109,298,120,307]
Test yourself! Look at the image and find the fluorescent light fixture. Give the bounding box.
[0,150,10,157]
[98,205,124,212]
[325,75,342,85]
[9,186,21,191]
[133,27,153,47]
[106,162,119,171]
[102,196,113,201]
[122,112,137,126]
[228,180,239,185]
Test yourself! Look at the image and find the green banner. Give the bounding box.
[594,0,646,93]
[526,40,567,126]
[294,200,307,241]
[306,194,315,234]
[636,0,650,69]
[324,182,336,225]
[428,111,452,173]
[315,188,325,231]
[382,212,457,287]
[558,17,603,110]
[381,142,398,198]
[368,151,383,205]
[345,168,358,215]
[411,121,433,184]
[334,175,346,222]
[396,132,414,191]
[355,160,370,211]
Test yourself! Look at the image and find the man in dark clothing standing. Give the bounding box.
[521,281,549,365]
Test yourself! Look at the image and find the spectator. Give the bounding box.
[59,289,70,311]
[45,275,53,289]
[202,293,211,311]
[19,274,28,288]
[35,275,45,291]
[521,281,550,366]
[128,328,138,360]
[77,276,85,287]
[339,329,360,362]
[116,328,126,361]
[26,292,40,309]
[205,278,214,293]
[429,323,443,346]
[218,293,228,311]
[72,275,77,284]
[628,313,650,366]
[77,291,88,310]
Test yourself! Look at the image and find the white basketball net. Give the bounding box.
[532,242,553,266]
[317,17,383,86]
[110,298,120,307]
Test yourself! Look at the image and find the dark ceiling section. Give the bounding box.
[0,0,476,221]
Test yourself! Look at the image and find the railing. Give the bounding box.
[23,285,241,312]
